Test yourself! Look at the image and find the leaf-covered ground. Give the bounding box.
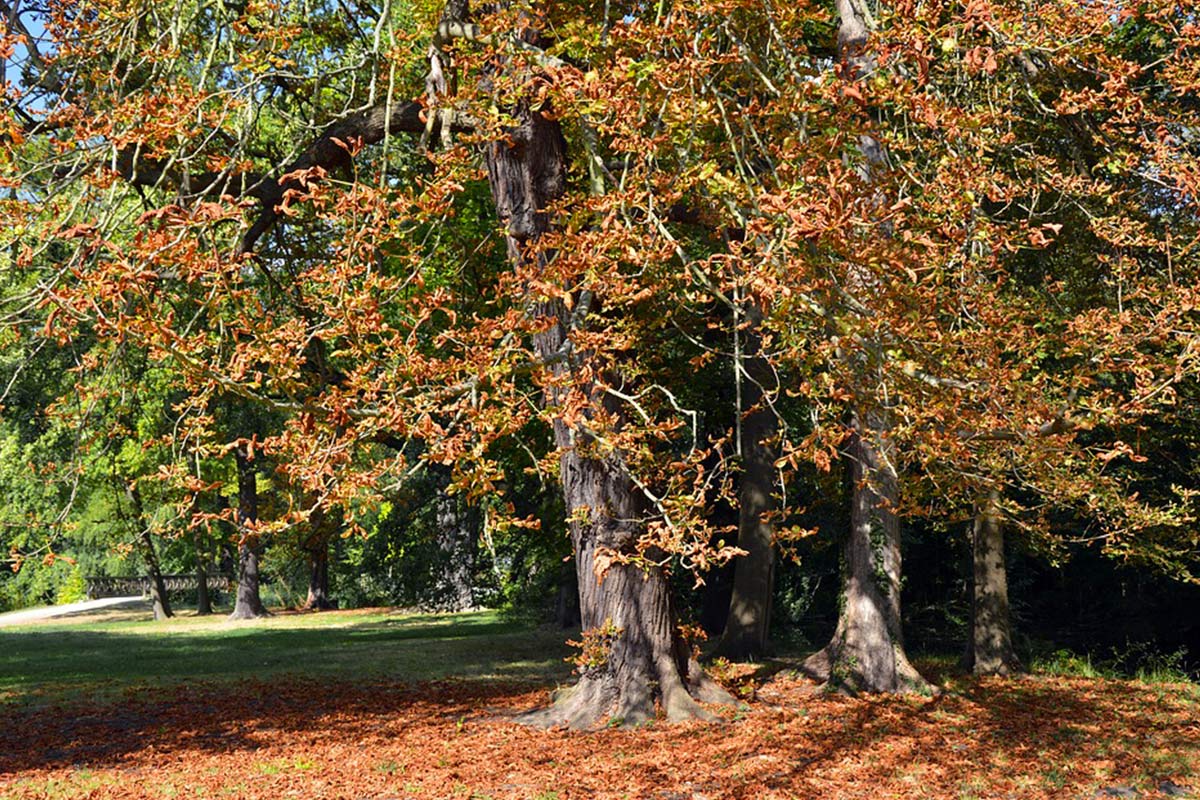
[1,609,1197,799]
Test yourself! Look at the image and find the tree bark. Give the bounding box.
[802,411,928,692]
[798,0,929,694]
[964,488,1021,675]
[192,497,213,615]
[433,487,477,612]
[195,529,212,615]
[228,443,270,620]
[301,502,337,611]
[716,352,777,660]
[120,481,174,621]
[471,24,733,726]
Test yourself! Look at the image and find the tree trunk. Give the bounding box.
[433,486,477,612]
[301,503,337,611]
[228,443,270,620]
[716,352,777,660]
[474,47,733,726]
[965,489,1021,675]
[123,482,173,621]
[304,543,334,610]
[797,0,928,694]
[802,411,927,692]
[193,504,213,615]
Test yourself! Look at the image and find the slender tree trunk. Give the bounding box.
[716,351,777,660]
[802,411,927,692]
[193,500,213,615]
[965,489,1021,675]
[471,37,733,726]
[125,483,173,621]
[229,443,270,620]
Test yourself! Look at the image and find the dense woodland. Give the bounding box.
[2,0,1199,725]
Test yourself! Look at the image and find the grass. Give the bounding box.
[0,606,575,705]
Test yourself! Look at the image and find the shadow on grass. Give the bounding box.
[0,677,550,774]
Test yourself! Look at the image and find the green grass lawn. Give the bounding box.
[1,608,576,705]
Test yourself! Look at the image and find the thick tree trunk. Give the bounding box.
[802,411,928,693]
[965,489,1021,675]
[229,444,270,620]
[716,353,777,660]
[527,412,735,728]
[304,543,334,610]
[433,487,477,612]
[475,54,733,726]
[301,503,337,611]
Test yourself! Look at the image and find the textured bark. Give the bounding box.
[716,353,777,660]
[802,412,927,693]
[965,489,1021,675]
[229,444,270,620]
[474,20,733,725]
[301,503,337,611]
[433,487,478,612]
[798,0,928,694]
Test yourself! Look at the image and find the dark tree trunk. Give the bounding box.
[301,503,337,611]
[229,444,270,620]
[555,566,581,628]
[716,352,777,660]
[305,547,333,610]
[433,487,477,612]
[125,483,173,621]
[802,411,927,692]
[964,489,1021,675]
[193,501,213,615]
[474,42,733,726]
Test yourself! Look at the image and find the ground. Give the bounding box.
[1,606,1197,799]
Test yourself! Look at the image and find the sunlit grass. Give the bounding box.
[1,607,576,706]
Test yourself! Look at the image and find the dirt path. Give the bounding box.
[0,597,149,627]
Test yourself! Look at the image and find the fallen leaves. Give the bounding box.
[1,671,1196,799]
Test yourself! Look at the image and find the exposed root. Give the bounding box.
[799,643,936,695]
[516,657,736,730]
[227,606,271,621]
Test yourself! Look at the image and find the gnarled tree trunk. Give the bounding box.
[802,411,927,692]
[471,24,733,726]
[964,488,1021,675]
[229,443,270,620]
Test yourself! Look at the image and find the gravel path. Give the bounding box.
[0,596,148,626]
